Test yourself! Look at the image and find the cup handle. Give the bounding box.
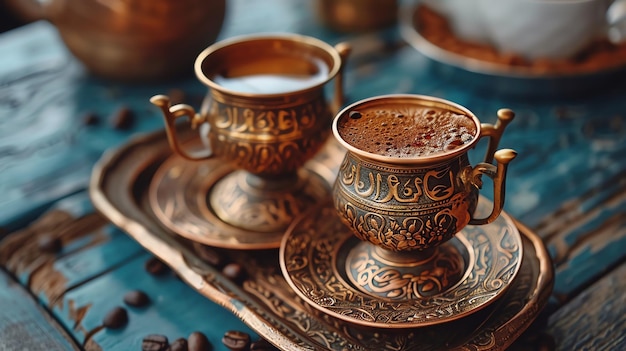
[466,149,518,225]
[479,108,515,164]
[331,42,352,114]
[150,94,214,161]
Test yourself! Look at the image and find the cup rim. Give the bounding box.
[332,94,483,165]
[193,33,342,98]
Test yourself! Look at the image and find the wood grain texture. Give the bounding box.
[54,252,258,351]
[535,173,626,303]
[0,22,203,231]
[1,192,260,350]
[0,269,80,351]
[548,262,626,351]
[0,0,625,349]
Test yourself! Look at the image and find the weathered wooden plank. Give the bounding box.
[531,173,626,302]
[54,252,258,350]
[547,262,626,351]
[0,269,80,351]
[31,226,145,307]
[551,206,625,299]
[1,191,261,350]
[0,196,144,298]
[0,22,202,231]
[0,21,97,230]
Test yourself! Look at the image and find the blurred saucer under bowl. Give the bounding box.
[399,3,626,99]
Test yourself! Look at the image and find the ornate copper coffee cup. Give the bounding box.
[332,94,516,265]
[151,34,350,238]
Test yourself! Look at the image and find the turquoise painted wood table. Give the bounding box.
[1,0,625,350]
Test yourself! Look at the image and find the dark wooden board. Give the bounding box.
[0,269,80,351]
[548,262,626,350]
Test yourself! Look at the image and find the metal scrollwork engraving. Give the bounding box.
[212,99,321,137]
[347,241,466,300]
[335,192,470,252]
[207,97,330,175]
[334,152,476,252]
[281,200,523,328]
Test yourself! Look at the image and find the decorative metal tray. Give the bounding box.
[90,129,554,351]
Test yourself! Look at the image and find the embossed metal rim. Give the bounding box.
[194,33,342,98]
[331,94,482,165]
[280,199,523,329]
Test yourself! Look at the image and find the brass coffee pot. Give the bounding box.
[6,0,226,81]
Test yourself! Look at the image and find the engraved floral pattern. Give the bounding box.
[336,193,459,252]
[386,218,424,251]
[425,210,456,246]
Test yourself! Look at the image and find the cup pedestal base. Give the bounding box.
[345,241,469,300]
[209,170,329,234]
[149,151,332,250]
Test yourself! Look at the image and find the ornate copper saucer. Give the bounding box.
[149,137,334,250]
[280,198,522,328]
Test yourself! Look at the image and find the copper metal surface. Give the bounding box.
[6,0,225,81]
[315,0,398,32]
[149,138,332,249]
[280,198,523,328]
[331,95,517,253]
[150,35,351,238]
[89,129,553,350]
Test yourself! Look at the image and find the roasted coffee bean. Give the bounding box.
[188,331,212,351]
[82,112,100,126]
[222,330,250,351]
[193,243,224,268]
[250,339,278,351]
[142,334,169,351]
[349,111,362,119]
[123,290,150,307]
[110,106,135,130]
[38,235,62,253]
[102,306,128,329]
[168,338,188,351]
[145,257,169,276]
[222,263,245,283]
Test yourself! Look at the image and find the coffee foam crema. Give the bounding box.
[338,104,477,158]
